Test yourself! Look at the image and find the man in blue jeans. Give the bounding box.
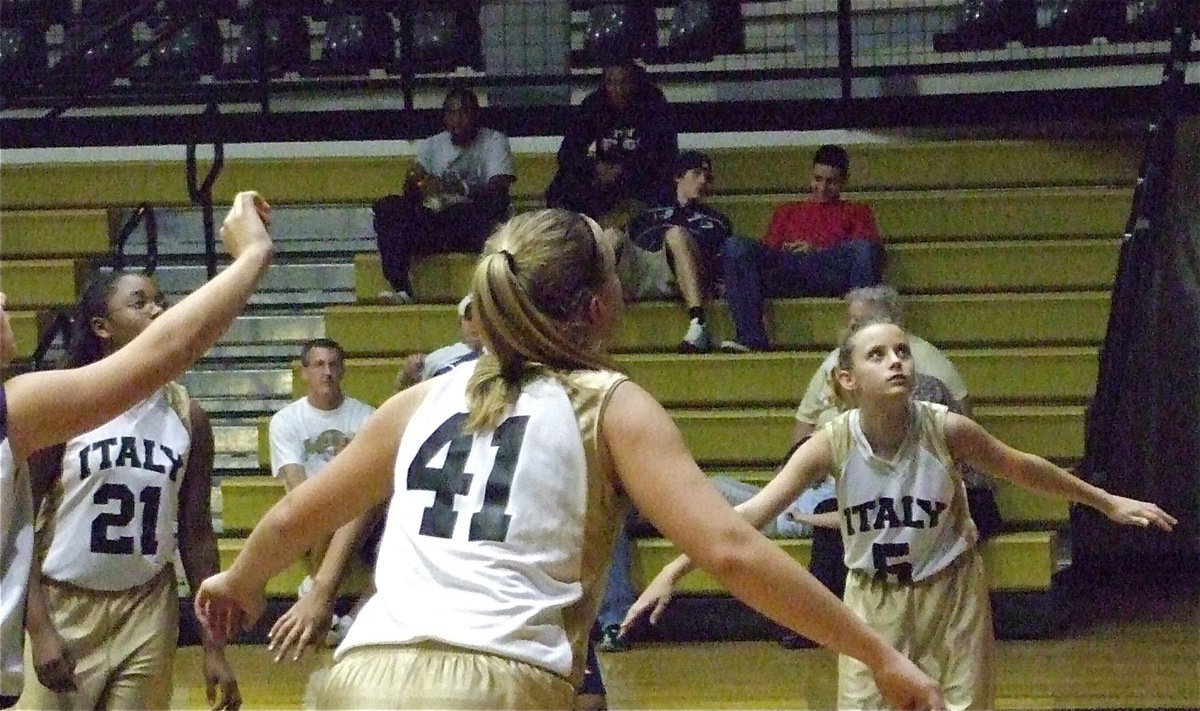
[721,144,883,351]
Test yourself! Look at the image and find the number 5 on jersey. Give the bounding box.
[407,414,529,543]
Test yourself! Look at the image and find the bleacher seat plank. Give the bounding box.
[711,187,1130,242]
[354,237,1121,305]
[5,310,42,361]
[0,140,1137,210]
[0,209,111,258]
[709,140,1138,194]
[633,530,1057,593]
[672,405,1083,465]
[0,259,91,308]
[316,347,1098,409]
[327,292,1110,356]
[886,238,1120,293]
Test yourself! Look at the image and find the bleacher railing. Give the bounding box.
[1,1,1197,145]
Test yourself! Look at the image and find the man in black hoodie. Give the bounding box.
[546,59,678,224]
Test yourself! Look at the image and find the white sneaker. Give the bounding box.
[325,614,354,647]
[678,318,713,353]
[378,290,413,304]
[718,339,753,354]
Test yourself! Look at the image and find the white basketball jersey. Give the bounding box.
[827,401,977,583]
[39,385,191,591]
[1,385,35,697]
[340,362,627,685]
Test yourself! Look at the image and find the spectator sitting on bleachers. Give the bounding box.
[545,59,678,226]
[600,151,732,352]
[395,295,484,390]
[721,144,883,352]
[373,85,515,303]
[267,338,377,647]
[793,285,971,442]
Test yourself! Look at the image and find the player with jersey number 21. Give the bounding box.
[195,208,946,710]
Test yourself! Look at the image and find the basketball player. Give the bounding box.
[195,209,944,710]
[625,319,1176,709]
[0,191,272,709]
[20,271,240,710]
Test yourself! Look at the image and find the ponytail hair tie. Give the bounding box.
[500,249,518,274]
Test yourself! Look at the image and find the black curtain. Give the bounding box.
[1074,6,1200,573]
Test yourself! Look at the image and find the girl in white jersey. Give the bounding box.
[20,271,240,710]
[196,209,944,710]
[626,319,1176,710]
[0,192,272,710]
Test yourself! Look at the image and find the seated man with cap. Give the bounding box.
[599,150,733,352]
[396,294,484,390]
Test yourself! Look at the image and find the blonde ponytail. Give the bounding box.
[465,210,618,431]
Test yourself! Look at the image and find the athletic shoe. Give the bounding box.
[325,614,354,647]
[595,624,628,653]
[718,339,753,354]
[678,318,713,353]
[378,290,413,304]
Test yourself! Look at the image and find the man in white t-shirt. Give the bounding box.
[395,295,485,390]
[372,85,516,302]
[269,339,376,592]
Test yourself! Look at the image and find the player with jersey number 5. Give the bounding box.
[195,208,945,710]
[623,318,1177,710]
[0,191,273,710]
[18,268,241,710]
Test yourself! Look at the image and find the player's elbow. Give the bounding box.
[690,522,762,581]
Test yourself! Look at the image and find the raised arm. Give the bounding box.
[605,382,942,710]
[945,412,1176,530]
[5,192,273,462]
[194,382,429,641]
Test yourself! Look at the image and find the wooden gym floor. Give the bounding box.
[169,582,1199,710]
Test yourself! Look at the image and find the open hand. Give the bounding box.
[268,588,336,662]
[619,571,676,638]
[1103,495,1176,531]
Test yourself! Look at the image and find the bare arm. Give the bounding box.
[945,413,1176,530]
[195,382,433,639]
[176,403,242,711]
[24,447,78,693]
[637,430,834,594]
[605,383,941,709]
[5,192,272,462]
[267,504,382,661]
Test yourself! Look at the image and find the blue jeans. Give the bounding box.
[723,236,883,349]
[596,513,637,631]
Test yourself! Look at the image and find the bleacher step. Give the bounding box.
[326,293,1112,355]
[322,347,1100,409]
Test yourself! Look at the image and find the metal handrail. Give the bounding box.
[113,202,159,275]
[29,309,71,371]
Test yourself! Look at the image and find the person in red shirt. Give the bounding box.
[721,144,883,351]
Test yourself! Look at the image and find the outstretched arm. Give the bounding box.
[945,413,1176,531]
[623,429,834,629]
[194,381,430,642]
[605,383,943,711]
[5,192,273,462]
